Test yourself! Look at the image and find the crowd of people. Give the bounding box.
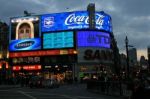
[85,71,150,99]
[1,70,150,98]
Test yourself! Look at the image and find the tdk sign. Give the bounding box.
[77,31,110,48]
[41,11,112,33]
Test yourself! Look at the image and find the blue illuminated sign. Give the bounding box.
[9,38,41,51]
[77,31,110,48]
[41,11,112,32]
[43,31,74,49]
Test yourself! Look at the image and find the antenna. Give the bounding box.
[24,10,35,16]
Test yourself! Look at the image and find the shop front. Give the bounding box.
[76,48,114,82]
[0,61,10,84]
[42,54,77,84]
[43,64,73,84]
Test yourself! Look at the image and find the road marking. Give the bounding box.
[18,91,37,99]
[18,91,97,99]
[18,91,73,99]
[60,95,78,99]
[20,91,78,99]
[76,96,95,98]
[0,90,10,91]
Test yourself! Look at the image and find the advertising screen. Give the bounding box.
[43,31,74,49]
[77,31,110,48]
[9,38,41,51]
[10,16,41,51]
[41,11,112,32]
[10,16,40,40]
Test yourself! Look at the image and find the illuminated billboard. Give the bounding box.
[77,31,110,48]
[9,38,41,51]
[13,65,41,71]
[43,31,74,49]
[10,16,41,51]
[41,11,112,32]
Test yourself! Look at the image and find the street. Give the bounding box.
[0,84,123,99]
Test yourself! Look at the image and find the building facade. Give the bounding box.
[0,21,9,84]
[9,7,117,82]
[128,48,137,67]
[148,46,150,70]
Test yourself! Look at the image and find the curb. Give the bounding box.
[0,85,21,89]
[87,89,129,99]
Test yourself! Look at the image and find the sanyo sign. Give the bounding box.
[41,11,112,32]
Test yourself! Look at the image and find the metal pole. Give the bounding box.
[125,36,130,80]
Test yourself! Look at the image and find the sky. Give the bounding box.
[0,0,150,60]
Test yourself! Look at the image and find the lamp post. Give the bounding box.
[125,36,130,80]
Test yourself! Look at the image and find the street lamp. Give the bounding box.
[125,36,135,80]
[125,36,130,80]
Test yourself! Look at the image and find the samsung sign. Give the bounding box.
[41,11,112,32]
[9,38,41,51]
[77,31,110,48]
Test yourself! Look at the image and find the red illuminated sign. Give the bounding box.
[23,65,41,70]
[13,66,21,71]
[0,61,9,69]
[13,65,41,71]
[9,49,76,58]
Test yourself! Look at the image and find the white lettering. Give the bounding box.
[65,13,89,25]
[65,13,105,26]
[96,14,105,25]
[65,14,74,25]
[85,17,89,24]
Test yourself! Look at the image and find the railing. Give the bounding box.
[86,80,132,97]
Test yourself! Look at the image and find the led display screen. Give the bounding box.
[77,31,110,48]
[43,31,74,49]
[10,16,41,51]
[9,38,41,51]
[41,11,112,32]
[10,16,40,40]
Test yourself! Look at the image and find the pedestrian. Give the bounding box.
[74,77,78,84]
[130,79,145,99]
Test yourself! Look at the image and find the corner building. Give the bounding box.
[9,11,114,83]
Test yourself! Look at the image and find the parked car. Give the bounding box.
[29,76,43,88]
[42,79,59,88]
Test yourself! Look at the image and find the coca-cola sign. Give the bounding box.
[41,11,112,32]
[64,13,105,26]
[64,13,89,25]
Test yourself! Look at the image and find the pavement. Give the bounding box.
[0,84,21,89]
[0,84,124,99]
